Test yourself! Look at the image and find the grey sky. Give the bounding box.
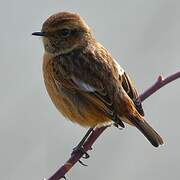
[0,0,180,180]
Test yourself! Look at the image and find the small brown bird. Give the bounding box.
[32,12,163,147]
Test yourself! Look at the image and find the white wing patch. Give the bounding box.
[71,59,124,92]
[114,59,124,76]
[71,76,95,92]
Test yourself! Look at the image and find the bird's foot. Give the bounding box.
[113,123,123,130]
[71,127,94,166]
[71,145,90,166]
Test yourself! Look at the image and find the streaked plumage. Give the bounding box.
[35,12,163,147]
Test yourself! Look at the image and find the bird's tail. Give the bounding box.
[128,115,163,147]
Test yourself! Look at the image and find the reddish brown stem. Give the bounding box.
[45,71,180,180]
[140,71,180,101]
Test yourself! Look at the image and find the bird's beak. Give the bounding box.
[32,31,46,36]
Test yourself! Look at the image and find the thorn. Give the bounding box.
[158,75,164,82]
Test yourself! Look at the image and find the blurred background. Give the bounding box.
[0,0,180,179]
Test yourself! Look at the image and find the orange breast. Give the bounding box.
[43,53,111,127]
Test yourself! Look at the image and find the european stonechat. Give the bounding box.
[32,12,163,147]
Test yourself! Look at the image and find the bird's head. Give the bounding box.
[32,12,94,55]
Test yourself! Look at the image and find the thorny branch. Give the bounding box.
[44,71,180,180]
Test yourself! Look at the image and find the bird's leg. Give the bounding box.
[71,127,94,166]
[112,111,124,129]
[72,127,94,153]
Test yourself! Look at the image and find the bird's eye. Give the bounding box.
[60,28,71,37]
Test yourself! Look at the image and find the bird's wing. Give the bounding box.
[114,61,163,147]
[50,51,125,127]
[120,72,144,116]
[54,73,125,127]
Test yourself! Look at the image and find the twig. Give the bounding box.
[45,71,180,180]
[140,71,180,101]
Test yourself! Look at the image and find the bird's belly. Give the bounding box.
[44,76,111,127]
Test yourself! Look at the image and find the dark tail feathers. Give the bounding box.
[129,116,163,147]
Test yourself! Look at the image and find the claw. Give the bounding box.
[113,123,123,130]
[78,159,88,166]
[72,146,90,159]
[72,146,90,166]
[82,152,90,159]
[72,146,90,157]
[60,176,67,180]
